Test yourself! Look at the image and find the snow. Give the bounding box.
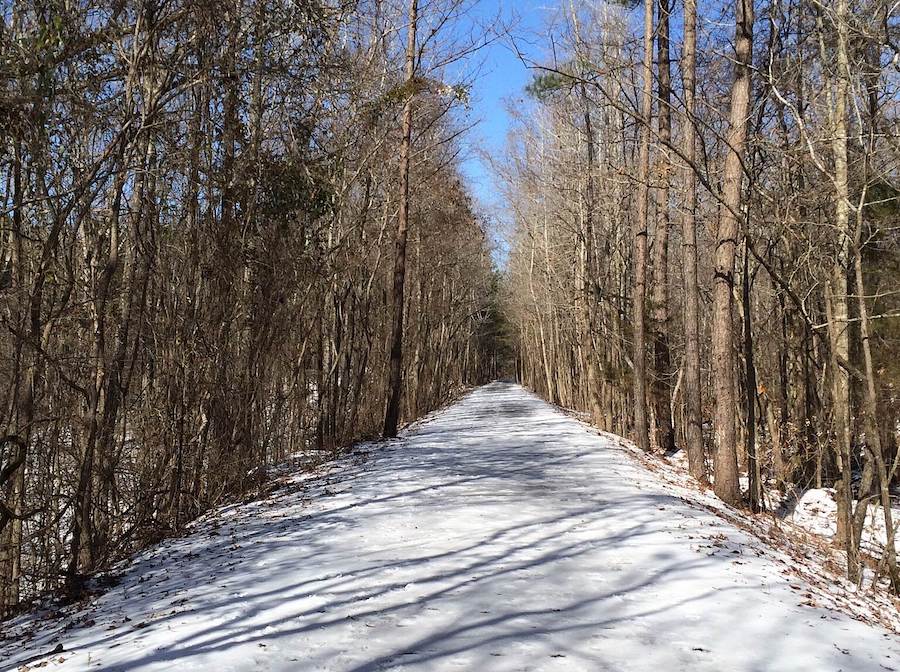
[789,487,899,553]
[662,442,900,552]
[3,382,900,671]
[792,488,843,538]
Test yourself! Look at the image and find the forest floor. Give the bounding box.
[4,382,900,672]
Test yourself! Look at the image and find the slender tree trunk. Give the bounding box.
[712,0,753,506]
[579,84,604,426]
[651,0,675,453]
[680,0,706,481]
[383,0,418,438]
[852,205,900,591]
[823,0,857,579]
[743,236,761,511]
[632,0,654,453]
[856,39,899,593]
[2,141,28,613]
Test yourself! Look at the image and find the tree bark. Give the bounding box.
[383,0,418,438]
[743,236,761,511]
[651,0,675,454]
[823,0,856,579]
[580,84,604,426]
[712,0,753,506]
[632,0,654,453]
[680,0,706,481]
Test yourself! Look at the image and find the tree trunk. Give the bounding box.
[743,236,761,511]
[632,0,654,453]
[712,0,753,506]
[579,84,604,426]
[383,0,418,438]
[680,0,706,481]
[651,0,675,454]
[853,207,900,591]
[824,0,857,580]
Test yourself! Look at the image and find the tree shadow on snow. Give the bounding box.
[1,383,872,672]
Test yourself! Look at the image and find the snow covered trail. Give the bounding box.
[3,383,899,672]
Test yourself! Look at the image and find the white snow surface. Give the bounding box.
[3,383,900,671]
[789,487,899,553]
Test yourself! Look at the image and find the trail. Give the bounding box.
[3,383,898,671]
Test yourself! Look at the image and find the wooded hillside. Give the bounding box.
[500,0,900,591]
[0,0,498,615]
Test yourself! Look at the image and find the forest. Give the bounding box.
[500,0,900,593]
[0,0,501,616]
[1,0,900,638]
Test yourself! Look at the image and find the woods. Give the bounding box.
[502,0,900,591]
[0,0,497,615]
[2,0,900,633]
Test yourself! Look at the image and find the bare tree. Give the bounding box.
[384,0,420,438]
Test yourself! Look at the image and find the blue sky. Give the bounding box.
[446,0,551,263]
[458,1,548,213]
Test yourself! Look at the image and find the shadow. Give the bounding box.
[774,484,806,520]
[3,383,895,672]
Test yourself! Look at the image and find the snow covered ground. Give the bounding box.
[789,487,899,553]
[3,382,900,671]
